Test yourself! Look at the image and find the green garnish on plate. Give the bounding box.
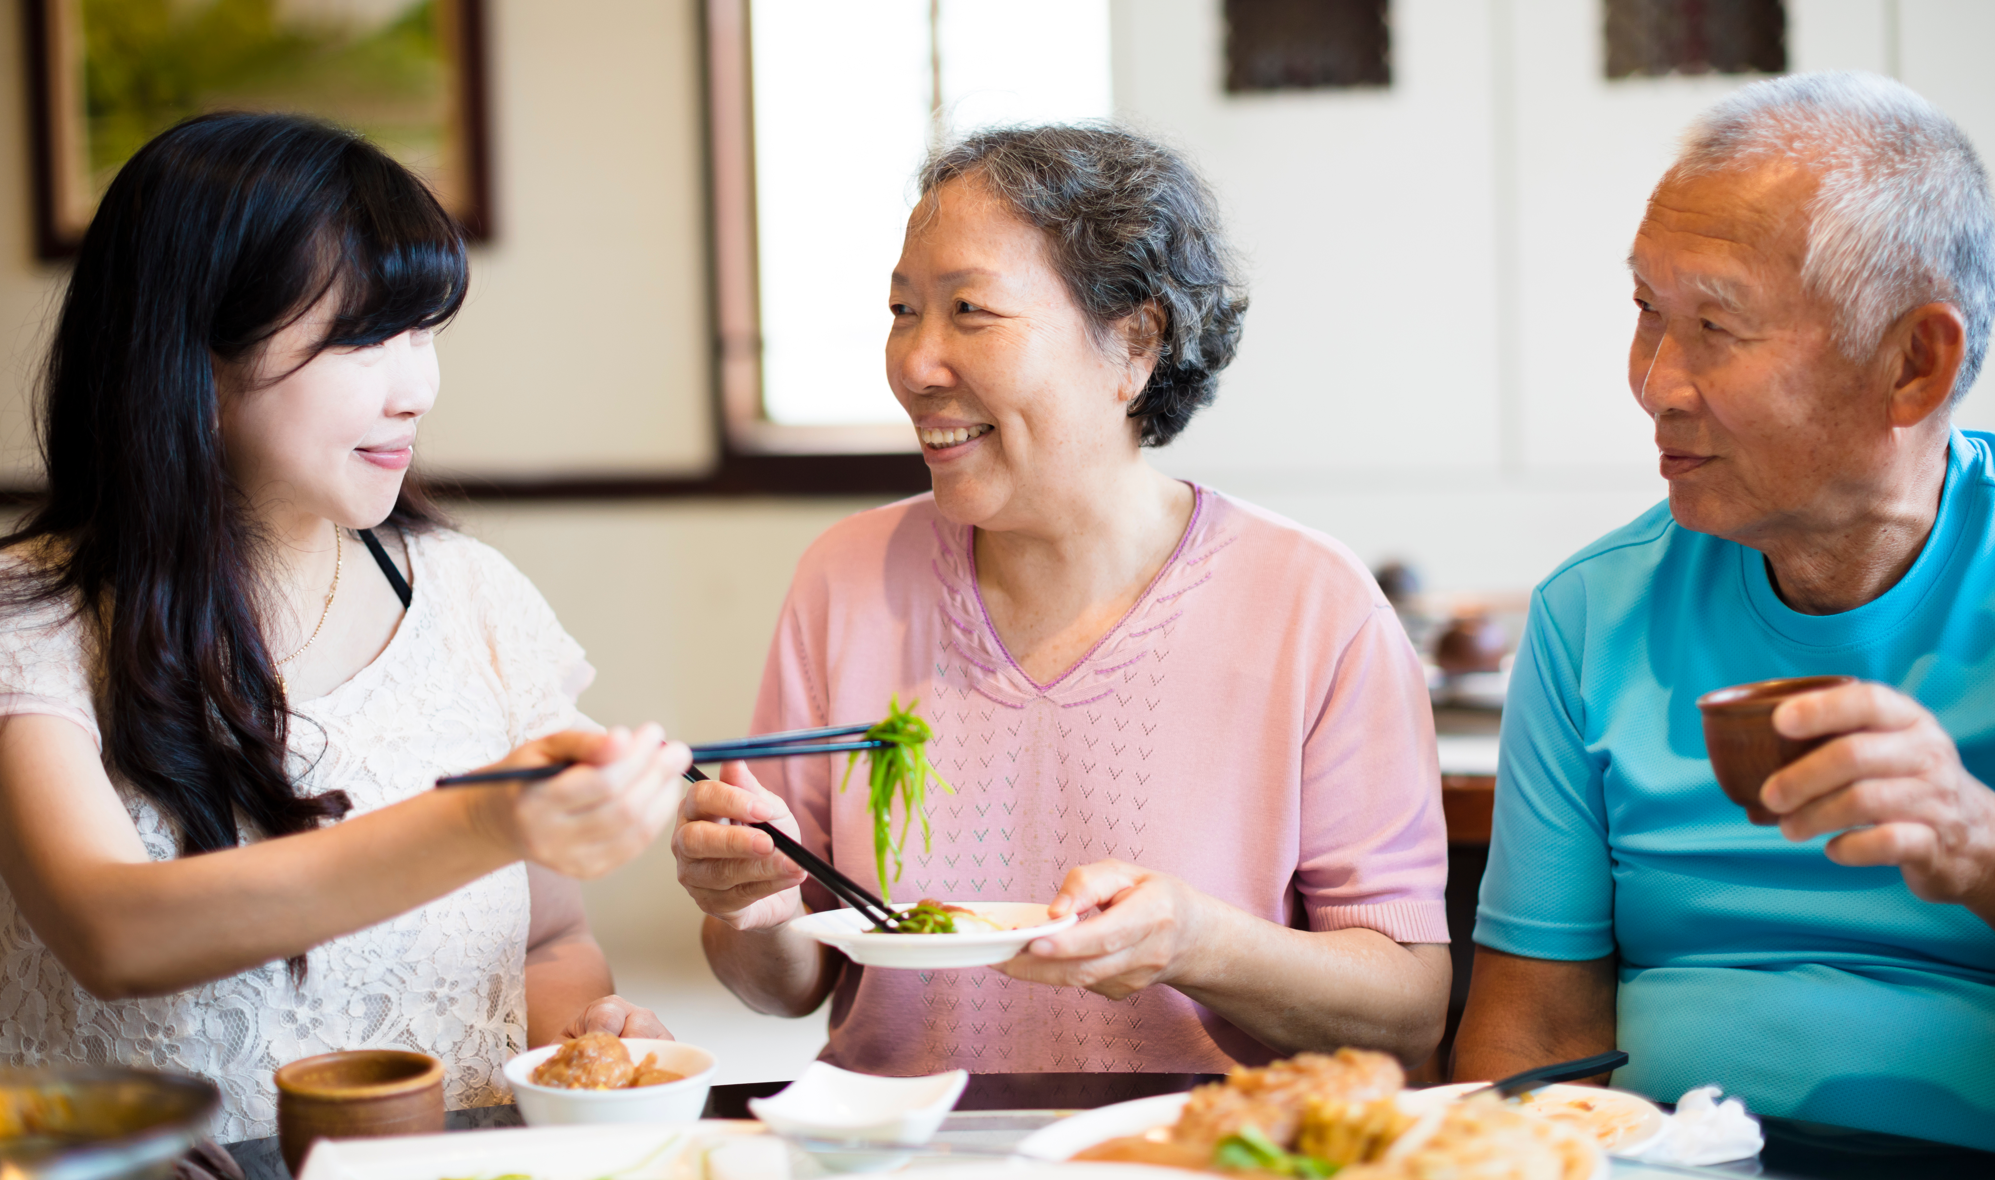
[1212,1126,1341,1177]
[878,897,957,934]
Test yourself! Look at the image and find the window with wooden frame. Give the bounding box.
[703,0,1111,479]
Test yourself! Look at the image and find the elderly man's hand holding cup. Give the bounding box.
[1708,679,1995,926]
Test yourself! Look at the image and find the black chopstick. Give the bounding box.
[693,738,888,762]
[433,732,886,787]
[1471,1050,1630,1098]
[681,765,899,929]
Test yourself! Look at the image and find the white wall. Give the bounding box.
[3,0,1994,1072]
[1117,0,1995,591]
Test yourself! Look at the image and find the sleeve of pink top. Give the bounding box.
[749,590,841,917]
[1297,603,1450,943]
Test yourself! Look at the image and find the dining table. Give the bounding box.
[221,1070,1995,1180]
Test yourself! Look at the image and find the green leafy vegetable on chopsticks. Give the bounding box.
[839,696,954,902]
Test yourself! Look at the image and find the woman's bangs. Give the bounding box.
[323,158,469,348]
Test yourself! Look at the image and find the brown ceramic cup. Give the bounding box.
[274,1049,445,1173]
[1698,675,1857,825]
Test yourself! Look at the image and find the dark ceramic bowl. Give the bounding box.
[274,1050,444,1173]
[1698,675,1856,824]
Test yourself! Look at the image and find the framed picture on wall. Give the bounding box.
[21,0,492,260]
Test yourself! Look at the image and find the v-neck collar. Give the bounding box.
[966,485,1207,694]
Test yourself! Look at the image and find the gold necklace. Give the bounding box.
[275,525,342,693]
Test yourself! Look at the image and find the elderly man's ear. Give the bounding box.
[1884,302,1967,428]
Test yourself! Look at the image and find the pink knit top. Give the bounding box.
[750,486,1447,1076]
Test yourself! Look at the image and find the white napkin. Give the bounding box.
[1627,1086,1764,1166]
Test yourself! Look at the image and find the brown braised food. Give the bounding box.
[528,1032,685,1090]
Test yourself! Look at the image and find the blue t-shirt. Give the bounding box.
[1476,429,1995,1150]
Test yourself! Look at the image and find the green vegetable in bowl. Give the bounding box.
[840,696,955,902]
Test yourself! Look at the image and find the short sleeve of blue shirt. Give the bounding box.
[1476,562,1623,960]
[1474,431,1995,1151]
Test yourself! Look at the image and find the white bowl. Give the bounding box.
[787,901,1077,969]
[503,1038,715,1126]
[749,1062,967,1171]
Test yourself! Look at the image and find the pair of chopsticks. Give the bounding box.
[433,722,905,930]
[432,722,885,786]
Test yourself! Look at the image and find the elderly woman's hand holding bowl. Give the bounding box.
[674,126,1450,1074]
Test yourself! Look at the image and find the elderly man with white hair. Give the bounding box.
[1454,72,1995,1149]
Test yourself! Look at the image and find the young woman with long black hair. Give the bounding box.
[0,113,686,1139]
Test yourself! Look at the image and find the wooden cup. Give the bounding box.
[275,1049,445,1173]
[1698,675,1856,825]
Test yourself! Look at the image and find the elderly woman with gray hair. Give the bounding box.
[1457,72,1995,1148]
[672,126,1451,1076]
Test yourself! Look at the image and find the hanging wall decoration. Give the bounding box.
[1224,0,1391,93]
[1604,0,1786,79]
[22,0,491,259]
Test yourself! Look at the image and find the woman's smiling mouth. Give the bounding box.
[918,423,993,450]
[356,442,415,470]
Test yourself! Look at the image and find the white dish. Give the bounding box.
[295,1121,735,1180]
[903,1167,1184,1180]
[749,1062,967,1171]
[1410,1082,1667,1156]
[902,1167,1188,1180]
[502,1037,716,1126]
[1021,1087,1616,1178]
[1017,1090,1189,1161]
[788,901,1077,969]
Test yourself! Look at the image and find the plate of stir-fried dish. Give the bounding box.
[789,899,1077,968]
[1018,1050,1608,1180]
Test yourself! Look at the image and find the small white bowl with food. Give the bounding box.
[788,899,1077,969]
[503,1033,716,1126]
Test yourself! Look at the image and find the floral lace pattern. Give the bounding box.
[0,530,592,1142]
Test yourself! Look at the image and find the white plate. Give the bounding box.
[1410,1083,1666,1157]
[1020,1088,1618,1178]
[789,901,1077,969]
[295,1121,743,1180]
[1016,1091,1188,1161]
[903,1167,1185,1180]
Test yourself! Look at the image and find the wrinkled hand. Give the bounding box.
[475,724,689,879]
[1767,681,1995,920]
[997,860,1213,1000]
[561,993,671,1040]
[672,760,810,930]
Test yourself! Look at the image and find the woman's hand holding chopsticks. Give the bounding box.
[672,762,812,931]
[672,761,843,1017]
[470,724,691,879]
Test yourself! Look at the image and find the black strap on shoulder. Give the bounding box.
[356,528,413,609]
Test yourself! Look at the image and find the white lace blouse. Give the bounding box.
[0,529,594,1142]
